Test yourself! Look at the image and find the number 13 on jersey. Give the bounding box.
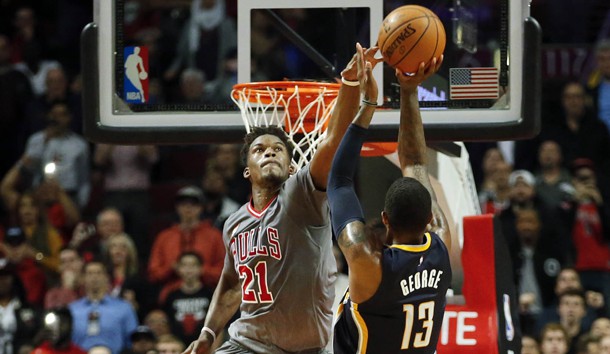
[402,301,435,349]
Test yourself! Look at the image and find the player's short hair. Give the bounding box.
[384,177,432,234]
[240,126,295,165]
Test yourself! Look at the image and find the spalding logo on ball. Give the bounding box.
[378,5,446,74]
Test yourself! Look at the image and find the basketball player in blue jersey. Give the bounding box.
[183,45,382,354]
[327,49,452,354]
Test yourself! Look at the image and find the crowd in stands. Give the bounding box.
[0,1,609,354]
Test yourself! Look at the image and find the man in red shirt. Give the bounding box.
[148,186,225,289]
[33,307,86,354]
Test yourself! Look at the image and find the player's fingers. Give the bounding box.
[436,55,444,71]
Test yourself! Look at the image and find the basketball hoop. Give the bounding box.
[232,81,340,170]
[361,142,398,157]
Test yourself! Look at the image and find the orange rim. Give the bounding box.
[361,142,398,157]
[232,81,340,105]
[233,81,340,132]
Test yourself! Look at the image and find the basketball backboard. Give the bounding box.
[82,0,540,144]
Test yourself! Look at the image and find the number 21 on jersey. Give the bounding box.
[239,261,274,303]
[402,301,435,349]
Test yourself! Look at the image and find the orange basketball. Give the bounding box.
[378,5,446,74]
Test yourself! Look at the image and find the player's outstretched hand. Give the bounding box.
[356,42,379,103]
[341,44,383,81]
[395,55,444,92]
[182,337,211,354]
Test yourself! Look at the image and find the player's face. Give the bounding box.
[245,134,293,186]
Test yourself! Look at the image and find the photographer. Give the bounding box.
[564,158,610,315]
[32,307,87,354]
[1,154,81,241]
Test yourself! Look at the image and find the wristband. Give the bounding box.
[361,99,378,107]
[341,77,360,86]
[201,327,216,342]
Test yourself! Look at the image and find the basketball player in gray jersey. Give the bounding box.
[183,45,381,354]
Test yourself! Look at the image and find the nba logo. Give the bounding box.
[123,46,149,103]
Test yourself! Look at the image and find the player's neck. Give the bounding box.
[250,186,280,211]
[392,232,425,246]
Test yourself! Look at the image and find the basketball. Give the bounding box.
[139,71,148,80]
[377,5,446,74]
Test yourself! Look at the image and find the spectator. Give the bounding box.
[601,334,610,354]
[0,261,39,354]
[102,233,139,298]
[540,323,569,354]
[148,186,225,289]
[535,140,574,211]
[512,208,567,335]
[541,81,610,183]
[557,289,589,353]
[501,170,570,265]
[32,307,87,354]
[10,192,62,273]
[69,261,138,354]
[0,34,33,178]
[566,158,610,313]
[478,160,512,214]
[207,47,237,106]
[143,310,171,339]
[164,0,237,82]
[70,208,125,262]
[522,334,541,354]
[200,167,239,229]
[87,346,112,354]
[205,144,249,203]
[22,101,90,208]
[176,68,211,105]
[13,41,60,96]
[94,144,158,260]
[161,252,214,346]
[155,334,184,354]
[121,326,156,354]
[591,317,610,340]
[589,39,610,135]
[1,158,81,240]
[27,66,83,135]
[9,7,45,64]
[537,268,606,335]
[44,248,84,309]
[575,334,600,354]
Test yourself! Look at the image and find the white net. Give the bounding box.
[231,83,338,170]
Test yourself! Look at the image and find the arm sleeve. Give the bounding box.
[327,124,368,237]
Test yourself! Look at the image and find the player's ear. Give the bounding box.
[288,164,297,175]
[381,211,390,227]
[243,167,250,179]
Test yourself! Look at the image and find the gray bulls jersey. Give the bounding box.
[223,166,337,353]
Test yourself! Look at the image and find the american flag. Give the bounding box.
[449,67,499,100]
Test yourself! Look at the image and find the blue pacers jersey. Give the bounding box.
[334,232,451,354]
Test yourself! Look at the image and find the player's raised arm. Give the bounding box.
[396,57,452,251]
[309,44,381,190]
[327,43,382,303]
[183,245,241,354]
